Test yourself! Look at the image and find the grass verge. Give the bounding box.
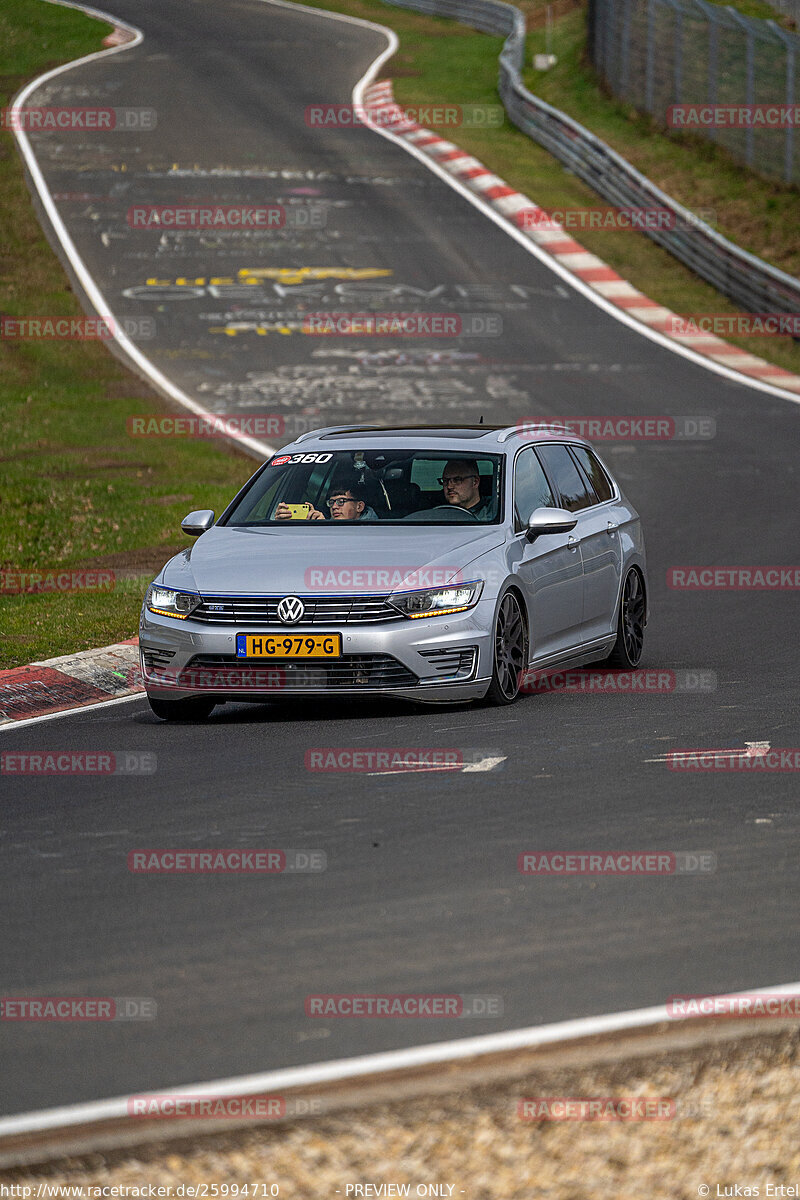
[0,0,255,670]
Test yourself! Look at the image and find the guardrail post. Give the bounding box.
[707,7,718,143]
[768,21,796,185]
[620,0,632,94]
[726,8,756,167]
[786,44,796,185]
[605,0,617,87]
[645,0,656,113]
[587,0,600,68]
[673,3,683,103]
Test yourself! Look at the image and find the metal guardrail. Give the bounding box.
[382,0,800,318]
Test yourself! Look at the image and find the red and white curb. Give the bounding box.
[362,80,800,397]
[102,27,136,46]
[0,639,142,726]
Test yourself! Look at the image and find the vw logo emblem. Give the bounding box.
[277,595,305,624]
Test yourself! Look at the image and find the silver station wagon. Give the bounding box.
[139,424,648,719]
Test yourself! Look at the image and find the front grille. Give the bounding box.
[142,647,176,672]
[192,594,401,626]
[179,654,418,690]
[418,647,478,681]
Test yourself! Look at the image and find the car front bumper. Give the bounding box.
[139,599,497,704]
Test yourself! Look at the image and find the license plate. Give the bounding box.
[236,633,342,659]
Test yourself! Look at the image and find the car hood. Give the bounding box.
[159,524,505,594]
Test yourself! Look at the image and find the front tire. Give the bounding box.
[147,696,216,722]
[600,567,645,667]
[485,591,528,706]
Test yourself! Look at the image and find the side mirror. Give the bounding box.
[525,506,578,541]
[181,509,215,537]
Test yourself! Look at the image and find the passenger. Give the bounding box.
[275,478,379,522]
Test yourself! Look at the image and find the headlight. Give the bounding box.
[389,581,483,619]
[146,585,201,620]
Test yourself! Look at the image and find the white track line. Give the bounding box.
[11,0,275,459]
[2,979,799,1136]
[0,691,145,733]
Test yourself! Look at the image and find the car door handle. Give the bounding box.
[607,521,618,534]
[567,535,580,550]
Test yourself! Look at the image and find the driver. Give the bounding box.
[440,460,492,519]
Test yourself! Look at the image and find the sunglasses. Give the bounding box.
[439,475,478,486]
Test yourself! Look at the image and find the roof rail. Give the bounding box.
[293,425,378,444]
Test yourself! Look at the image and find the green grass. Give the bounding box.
[704,0,796,25]
[0,0,255,669]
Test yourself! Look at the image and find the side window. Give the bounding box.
[409,458,445,491]
[536,444,596,512]
[514,448,555,525]
[570,446,614,503]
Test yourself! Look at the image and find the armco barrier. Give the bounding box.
[382,0,800,320]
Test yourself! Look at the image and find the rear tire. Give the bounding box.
[484,591,528,706]
[599,567,645,668]
[148,696,216,722]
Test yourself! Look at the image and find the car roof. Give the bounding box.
[290,424,594,450]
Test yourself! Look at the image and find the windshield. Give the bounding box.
[222,449,504,526]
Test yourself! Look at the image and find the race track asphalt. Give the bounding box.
[2,0,798,1115]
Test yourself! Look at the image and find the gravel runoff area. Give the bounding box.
[3,1028,798,1199]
